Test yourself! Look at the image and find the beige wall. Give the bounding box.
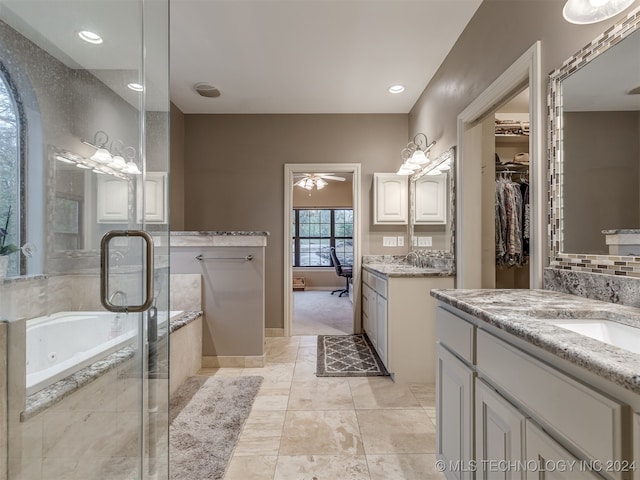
[408,0,638,270]
[181,114,408,328]
[409,0,615,153]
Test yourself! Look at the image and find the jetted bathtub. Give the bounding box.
[26,310,182,396]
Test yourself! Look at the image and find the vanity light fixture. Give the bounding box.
[396,133,436,176]
[78,30,103,44]
[562,0,635,24]
[81,131,142,176]
[388,84,405,94]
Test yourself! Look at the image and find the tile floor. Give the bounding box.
[195,336,445,480]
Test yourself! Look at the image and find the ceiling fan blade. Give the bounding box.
[319,175,346,181]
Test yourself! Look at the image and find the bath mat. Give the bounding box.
[169,375,263,480]
[316,334,389,377]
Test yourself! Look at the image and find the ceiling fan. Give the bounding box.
[293,173,346,192]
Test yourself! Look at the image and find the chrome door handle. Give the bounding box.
[100,230,154,313]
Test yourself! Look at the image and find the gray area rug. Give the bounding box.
[317,334,389,377]
[170,375,263,480]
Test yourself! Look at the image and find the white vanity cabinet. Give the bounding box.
[436,307,476,479]
[414,173,447,224]
[97,176,129,223]
[361,270,387,365]
[373,173,408,224]
[363,268,453,383]
[436,304,632,480]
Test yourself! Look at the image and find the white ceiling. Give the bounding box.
[170,0,483,114]
[0,0,482,115]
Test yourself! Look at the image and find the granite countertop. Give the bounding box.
[431,289,640,394]
[171,231,269,236]
[364,263,454,278]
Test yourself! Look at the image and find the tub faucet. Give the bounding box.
[108,290,128,307]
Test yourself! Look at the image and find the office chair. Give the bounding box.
[330,246,353,297]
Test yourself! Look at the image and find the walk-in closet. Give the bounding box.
[481,88,531,289]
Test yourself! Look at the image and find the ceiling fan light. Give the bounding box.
[562,0,634,24]
[316,178,328,189]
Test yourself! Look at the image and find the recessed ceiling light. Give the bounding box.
[388,85,405,94]
[78,30,103,44]
[128,83,144,92]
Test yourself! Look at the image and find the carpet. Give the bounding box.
[316,334,389,377]
[169,375,263,480]
[293,290,353,336]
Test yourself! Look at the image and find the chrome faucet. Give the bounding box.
[403,250,421,267]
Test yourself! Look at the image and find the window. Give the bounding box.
[292,208,353,267]
[0,67,22,276]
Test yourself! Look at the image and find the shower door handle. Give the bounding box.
[100,230,155,313]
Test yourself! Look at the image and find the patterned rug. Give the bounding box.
[316,334,389,377]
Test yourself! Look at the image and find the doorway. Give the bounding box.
[283,164,362,337]
[456,42,544,289]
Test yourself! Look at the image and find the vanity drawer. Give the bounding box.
[436,307,475,364]
[374,276,387,298]
[477,330,626,470]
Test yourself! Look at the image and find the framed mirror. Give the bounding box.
[408,146,456,260]
[549,8,640,275]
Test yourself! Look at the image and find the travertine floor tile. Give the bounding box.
[287,378,354,410]
[233,411,286,456]
[367,454,445,480]
[251,386,291,411]
[295,346,317,364]
[298,335,318,347]
[409,383,436,407]
[274,455,370,480]
[349,377,422,410]
[357,409,436,454]
[280,410,364,455]
[225,455,278,480]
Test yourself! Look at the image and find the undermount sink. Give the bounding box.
[541,318,640,354]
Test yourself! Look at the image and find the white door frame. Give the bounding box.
[283,163,362,337]
[456,41,543,289]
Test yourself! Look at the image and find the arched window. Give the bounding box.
[0,67,22,276]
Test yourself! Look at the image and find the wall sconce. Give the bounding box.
[396,133,436,175]
[82,131,141,175]
[563,0,634,24]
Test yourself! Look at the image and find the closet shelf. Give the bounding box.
[495,134,530,144]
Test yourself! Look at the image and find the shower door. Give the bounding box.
[0,0,170,478]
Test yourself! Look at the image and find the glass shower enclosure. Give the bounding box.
[0,0,170,478]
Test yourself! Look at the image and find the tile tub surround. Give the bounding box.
[22,311,202,420]
[430,288,640,394]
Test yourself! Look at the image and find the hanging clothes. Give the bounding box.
[495,175,527,268]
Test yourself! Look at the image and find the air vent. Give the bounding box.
[194,83,221,98]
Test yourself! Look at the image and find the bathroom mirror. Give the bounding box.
[408,146,456,253]
[549,10,640,271]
